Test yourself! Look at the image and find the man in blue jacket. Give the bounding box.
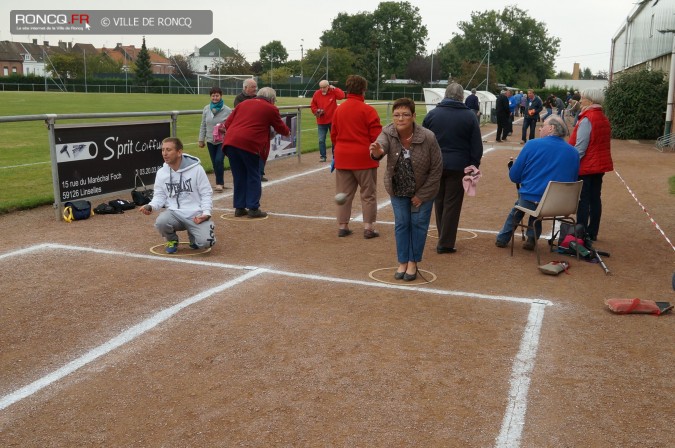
[520,89,543,144]
[496,115,580,250]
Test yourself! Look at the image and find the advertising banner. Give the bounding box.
[53,120,169,202]
[268,113,298,160]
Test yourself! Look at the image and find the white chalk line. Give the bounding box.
[0,161,50,170]
[0,243,552,307]
[0,243,551,417]
[1,134,542,442]
[0,268,264,412]
[495,302,547,448]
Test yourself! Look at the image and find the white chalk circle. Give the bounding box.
[150,241,212,256]
[368,267,437,285]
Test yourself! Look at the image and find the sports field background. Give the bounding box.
[0,91,396,212]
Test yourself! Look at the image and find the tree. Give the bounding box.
[555,71,573,79]
[169,54,195,79]
[319,2,427,82]
[435,39,463,81]
[595,70,609,80]
[260,66,293,85]
[46,53,81,79]
[210,49,252,75]
[302,47,356,87]
[405,54,440,84]
[259,41,288,68]
[605,69,667,139]
[581,67,593,80]
[372,1,428,79]
[455,61,498,92]
[134,37,153,86]
[150,47,167,58]
[448,6,560,89]
[45,51,120,79]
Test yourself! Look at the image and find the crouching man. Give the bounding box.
[139,137,216,253]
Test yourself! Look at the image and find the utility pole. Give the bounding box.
[300,39,304,84]
[376,48,380,100]
[430,50,433,85]
[83,47,87,93]
[326,48,329,81]
[486,39,491,93]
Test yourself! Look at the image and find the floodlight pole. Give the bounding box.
[300,39,304,84]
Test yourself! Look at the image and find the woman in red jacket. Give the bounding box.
[330,75,383,238]
[569,88,613,241]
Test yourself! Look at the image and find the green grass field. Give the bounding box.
[0,91,401,213]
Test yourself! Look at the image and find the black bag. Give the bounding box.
[63,200,92,222]
[131,173,153,206]
[108,199,135,211]
[94,203,122,215]
[392,149,416,197]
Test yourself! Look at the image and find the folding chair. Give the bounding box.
[510,180,584,265]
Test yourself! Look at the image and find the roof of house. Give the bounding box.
[0,41,26,62]
[112,44,172,65]
[197,38,237,58]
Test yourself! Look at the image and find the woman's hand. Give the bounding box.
[369,142,384,158]
[198,141,205,148]
[410,196,422,208]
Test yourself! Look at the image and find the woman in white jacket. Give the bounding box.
[198,87,231,192]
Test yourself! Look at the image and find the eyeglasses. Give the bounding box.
[392,113,413,119]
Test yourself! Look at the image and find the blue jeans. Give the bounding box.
[496,196,542,244]
[391,195,434,263]
[542,107,553,120]
[224,145,262,210]
[317,123,331,158]
[206,142,224,186]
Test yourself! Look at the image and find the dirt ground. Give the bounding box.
[0,122,673,447]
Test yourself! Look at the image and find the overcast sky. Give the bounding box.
[2,0,638,74]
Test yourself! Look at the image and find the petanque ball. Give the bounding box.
[335,192,348,205]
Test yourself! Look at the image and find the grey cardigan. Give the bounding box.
[198,104,232,144]
[373,123,443,202]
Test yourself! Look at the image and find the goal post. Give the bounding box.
[196,74,255,96]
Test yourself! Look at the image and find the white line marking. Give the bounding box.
[41,243,258,270]
[261,269,552,306]
[353,198,392,222]
[0,269,264,412]
[212,165,330,203]
[0,161,50,170]
[495,302,547,448]
[0,243,51,260]
[2,244,553,307]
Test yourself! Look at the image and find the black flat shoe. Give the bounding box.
[338,228,353,237]
[436,246,457,254]
[394,271,405,280]
[403,269,418,282]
